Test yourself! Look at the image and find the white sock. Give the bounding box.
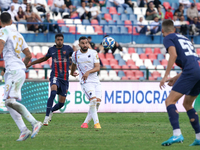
[84,102,101,124]
[196,133,200,140]
[173,129,182,136]
[5,99,37,126]
[6,106,27,132]
[89,99,99,125]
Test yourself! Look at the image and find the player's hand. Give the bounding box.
[82,71,89,81]
[166,77,177,86]
[159,76,167,90]
[26,63,31,69]
[71,72,79,77]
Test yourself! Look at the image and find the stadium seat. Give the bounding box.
[43,64,50,68]
[153,59,161,66]
[197,3,200,11]
[135,59,144,67]
[18,24,27,33]
[28,70,38,79]
[109,7,118,14]
[99,20,107,25]
[140,53,147,60]
[122,65,129,74]
[161,59,168,67]
[118,70,125,78]
[65,19,73,25]
[154,48,161,54]
[41,46,49,55]
[91,19,99,26]
[33,46,41,55]
[152,71,161,79]
[38,70,45,79]
[36,53,44,59]
[165,53,170,61]
[141,8,147,16]
[105,53,114,59]
[148,54,157,61]
[139,77,145,81]
[86,26,96,34]
[112,65,121,72]
[124,20,132,26]
[120,26,128,34]
[129,14,137,22]
[104,25,112,34]
[127,59,135,66]
[133,27,140,35]
[69,26,76,34]
[132,53,140,61]
[82,19,90,25]
[53,13,62,21]
[137,48,143,54]
[110,59,118,67]
[114,53,121,60]
[122,53,131,61]
[94,26,103,34]
[109,70,120,80]
[108,20,115,25]
[163,2,171,10]
[101,59,109,66]
[74,19,82,25]
[128,48,136,53]
[117,7,124,14]
[126,70,134,78]
[156,65,165,75]
[57,19,65,26]
[121,76,129,80]
[157,54,165,61]
[120,14,128,21]
[112,26,120,34]
[169,71,177,78]
[134,8,142,15]
[116,20,124,25]
[99,70,110,80]
[113,14,120,21]
[61,26,69,33]
[157,77,162,81]
[118,59,126,66]
[145,48,153,54]
[98,53,105,59]
[126,7,133,14]
[148,65,156,73]
[104,14,112,21]
[135,71,144,79]
[144,59,153,68]
[101,7,109,14]
[77,25,86,34]
[149,76,155,80]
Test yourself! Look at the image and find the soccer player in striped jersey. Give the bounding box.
[71,36,101,129]
[27,33,76,126]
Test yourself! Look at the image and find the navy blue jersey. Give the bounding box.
[46,45,73,80]
[163,33,199,72]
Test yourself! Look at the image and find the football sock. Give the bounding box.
[46,90,57,116]
[173,129,182,137]
[187,108,200,138]
[167,104,180,132]
[89,99,99,124]
[84,102,100,124]
[5,99,37,126]
[51,102,64,112]
[6,106,27,132]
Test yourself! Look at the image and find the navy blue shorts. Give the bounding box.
[172,70,200,96]
[50,77,69,97]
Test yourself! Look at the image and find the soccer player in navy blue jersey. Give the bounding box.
[27,33,77,126]
[160,19,200,146]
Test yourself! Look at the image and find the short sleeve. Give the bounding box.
[21,36,28,51]
[68,46,74,57]
[45,48,51,58]
[71,52,76,64]
[163,36,175,51]
[0,28,9,42]
[93,51,100,64]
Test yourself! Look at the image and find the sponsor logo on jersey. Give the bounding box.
[88,55,91,58]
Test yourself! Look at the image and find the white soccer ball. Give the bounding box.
[102,37,115,49]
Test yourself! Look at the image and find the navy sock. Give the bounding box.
[51,102,64,112]
[167,104,180,130]
[187,108,200,133]
[46,90,57,116]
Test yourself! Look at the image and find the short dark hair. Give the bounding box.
[55,33,64,39]
[104,35,109,38]
[162,19,174,33]
[88,36,92,39]
[79,36,87,42]
[0,12,11,24]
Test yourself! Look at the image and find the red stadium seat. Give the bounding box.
[91,19,99,26]
[31,53,36,58]
[36,53,44,59]
[152,71,161,79]
[122,76,129,80]
[197,3,200,11]
[69,26,76,34]
[26,72,29,79]
[186,21,190,25]
[128,47,136,53]
[109,7,118,14]
[94,26,103,34]
[135,71,144,79]
[148,54,157,61]
[126,70,134,78]
[101,59,109,66]
[148,76,155,80]
[0,61,5,67]
[127,59,135,66]
[154,48,161,54]
[112,65,121,72]
[140,53,148,60]
[129,76,138,80]
[133,27,140,35]
[104,14,112,21]
[110,59,118,67]
[124,20,132,26]
[105,53,114,59]
[145,48,153,54]
[161,59,168,66]
[127,26,139,35]
[122,65,129,74]
[98,53,105,59]
[163,2,171,10]
[197,48,200,55]
[57,19,65,26]
[48,0,53,6]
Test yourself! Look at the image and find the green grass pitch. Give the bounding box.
[0,112,200,150]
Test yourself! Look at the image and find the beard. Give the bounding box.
[81,47,88,52]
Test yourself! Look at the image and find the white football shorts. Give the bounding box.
[81,82,102,100]
[3,69,25,100]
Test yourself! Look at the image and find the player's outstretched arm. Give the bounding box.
[70,63,78,77]
[160,46,177,89]
[27,56,49,68]
[0,39,5,55]
[23,48,32,67]
[82,63,100,81]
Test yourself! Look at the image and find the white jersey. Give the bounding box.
[0,25,28,70]
[72,49,100,84]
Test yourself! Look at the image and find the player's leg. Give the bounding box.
[162,90,184,146]
[4,70,42,139]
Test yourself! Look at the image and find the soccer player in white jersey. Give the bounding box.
[71,36,101,129]
[0,12,42,141]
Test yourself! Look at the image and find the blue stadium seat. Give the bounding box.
[108,20,115,25]
[129,14,137,22]
[174,66,182,74]
[31,58,37,62]
[153,59,161,66]
[139,77,146,81]
[105,65,112,70]
[112,26,120,34]
[137,48,143,54]
[126,7,133,14]
[118,59,126,66]
[61,26,68,33]
[116,20,124,25]
[106,1,114,7]
[82,19,90,25]
[99,20,107,25]
[72,0,80,6]
[114,54,121,60]
[43,64,50,68]
[101,7,109,14]
[157,77,162,81]
[120,26,128,34]
[157,54,164,61]
[113,14,120,21]
[120,14,128,21]
[117,7,124,14]
[118,71,125,78]
[172,3,179,10]
[104,26,112,34]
